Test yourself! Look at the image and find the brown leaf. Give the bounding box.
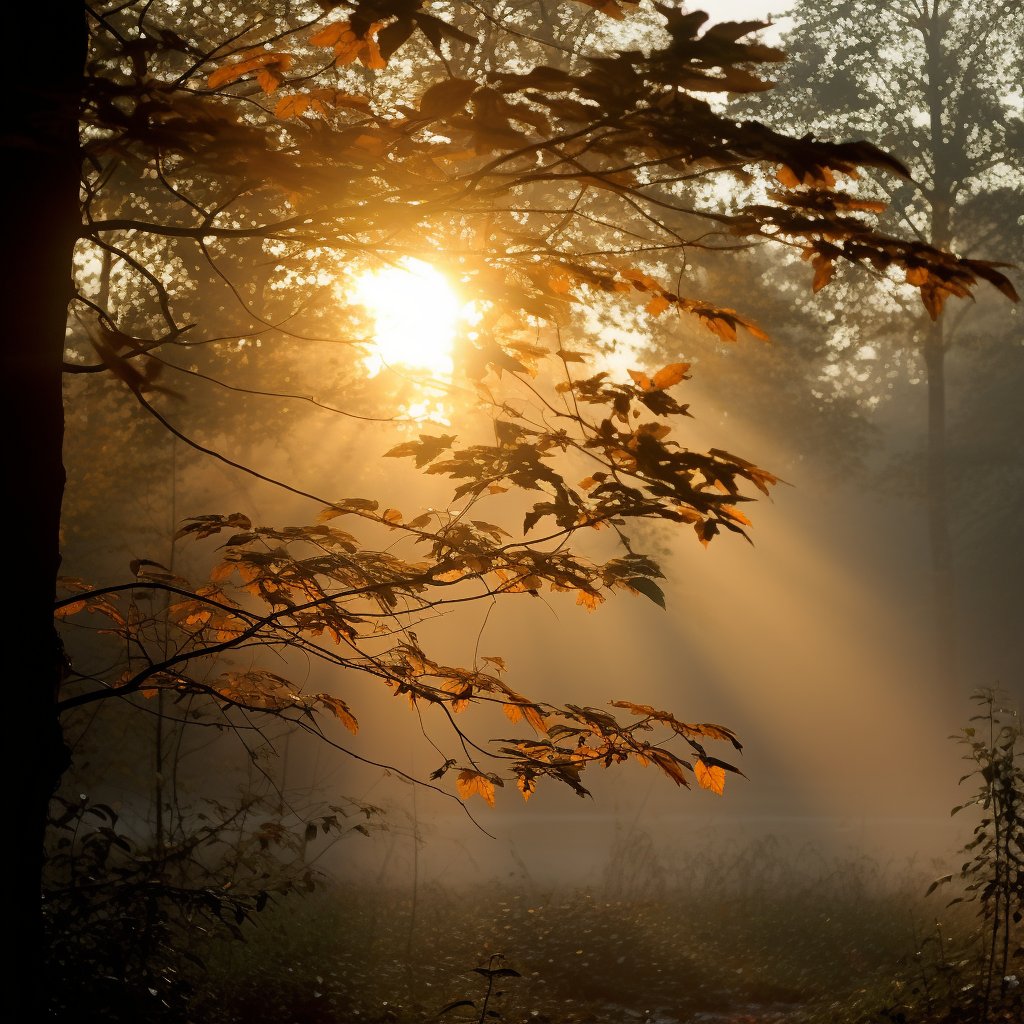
[317,693,359,735]
[419,77,478,119]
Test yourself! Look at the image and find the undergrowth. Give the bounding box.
[191,837,942,1024]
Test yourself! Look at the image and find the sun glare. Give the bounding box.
[355,258,462,380]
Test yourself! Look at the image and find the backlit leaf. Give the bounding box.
[316,694,359,734]
[694,759,726,796]
[651,363,690,390]
[456,769,497,807]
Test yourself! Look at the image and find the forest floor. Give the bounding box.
[194,835,1010,1024]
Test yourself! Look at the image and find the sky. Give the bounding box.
[693,0,795,42]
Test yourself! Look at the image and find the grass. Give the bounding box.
[188,833,997,1024]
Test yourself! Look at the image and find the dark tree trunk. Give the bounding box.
[6,4,86,1017]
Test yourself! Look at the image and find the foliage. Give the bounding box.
[60,0,1017,816]
[43,781,378,1022]
[919,688,1024,1023]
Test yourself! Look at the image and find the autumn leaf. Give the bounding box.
[503,699,547,734]
[722,505,752,527]
[309,22,349,47]
[516,773,536,802]
[694,759,726,796]
[775,164,800,188]
[418,77,478,119]
[316,693,359,734]
[812,255,834,293]
[312,19,388,70]
[576,0,628,18]
[207,51,292,91]
[646,747,691,787]
[627,368,653,391]
[651,363,690,389]
[456,769,498,807]
[548,272,573,294]
[646,294,670,316]
[256,67,284,94]
[275,93,311,118]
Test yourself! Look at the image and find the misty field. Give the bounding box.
[187,835,1017,1024]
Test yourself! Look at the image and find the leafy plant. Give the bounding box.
[437,955,523,1024]
[926,687,1024,1021]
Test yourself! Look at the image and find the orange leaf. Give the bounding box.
[627,368,652,390]
[504,699,547,734]
[207,51,292,91]
[55,600,86,619]
[812,256,834,293]
[694,759,726,796]
[517,774,536,802]
[310,23,350,47]
[651,362,690,389]
[646,294,670,316]
[775,164,800,188]
[456,769,497,807]
[275,93,311,118]
[256,67,284,94]
[722,505,752,527]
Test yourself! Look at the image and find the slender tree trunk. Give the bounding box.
[922,316,958,688]
[921,7,959,692]
[6,4,86,1017]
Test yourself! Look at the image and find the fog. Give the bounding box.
[292,382,1016,890]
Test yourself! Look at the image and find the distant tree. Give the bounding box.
[11,1,1016,1015]
[738,0,1024,677]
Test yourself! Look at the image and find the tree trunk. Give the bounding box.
[921,7,959,692]
[6,4,86,1017]
[922,315,958,690]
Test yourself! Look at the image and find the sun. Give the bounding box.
[354,258,463,380]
